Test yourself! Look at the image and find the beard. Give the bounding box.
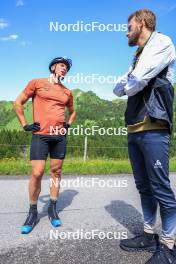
[128,27,141,46]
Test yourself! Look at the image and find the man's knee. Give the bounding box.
[31,169,44,180]
[51,166,62,178]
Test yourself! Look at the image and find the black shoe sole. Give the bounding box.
[120,243,157,253]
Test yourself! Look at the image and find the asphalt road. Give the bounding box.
[0,174,176,264]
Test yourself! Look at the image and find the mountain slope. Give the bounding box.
[0,89,127,130]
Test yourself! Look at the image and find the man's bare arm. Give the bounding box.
[67,105,76,125]
[13,92,29,127]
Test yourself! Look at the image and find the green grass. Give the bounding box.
[0,158,176,175]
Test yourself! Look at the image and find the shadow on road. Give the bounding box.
[105,200,143,235]
[38,189,79,219]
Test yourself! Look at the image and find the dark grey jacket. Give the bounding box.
[125,67,174,133]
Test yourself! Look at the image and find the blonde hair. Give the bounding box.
[128,9,156,31]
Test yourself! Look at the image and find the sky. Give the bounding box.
[0,0,176,101]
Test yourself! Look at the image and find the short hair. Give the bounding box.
[128,9,156,31]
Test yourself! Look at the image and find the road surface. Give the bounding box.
[0,174,175,264]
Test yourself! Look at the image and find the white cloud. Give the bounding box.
[16,0,24,7]
[0,18,9,29]
[0,34,19,41]
[19,40,32,46]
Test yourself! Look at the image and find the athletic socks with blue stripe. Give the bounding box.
[21,204,38,234]
[21,200,61,233]
[48,199,61,227]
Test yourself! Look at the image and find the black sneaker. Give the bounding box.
[145,244,176,264]
[21,207,38,234]
[48,200,61,227]
[120,232,159,252]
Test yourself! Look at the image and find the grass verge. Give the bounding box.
[0,158,176,175]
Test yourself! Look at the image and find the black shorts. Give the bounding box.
[30,134,67,160]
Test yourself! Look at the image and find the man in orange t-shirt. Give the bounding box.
[13,57,76,234]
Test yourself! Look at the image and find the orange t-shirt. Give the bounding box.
[22,78,73,135]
